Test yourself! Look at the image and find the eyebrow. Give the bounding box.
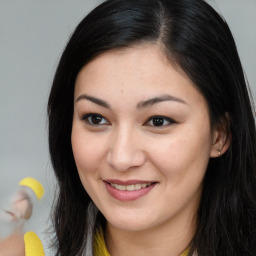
[76,94,110,108]
[137,94,187,109]
[76,94,187,109]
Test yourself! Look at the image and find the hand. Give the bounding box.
[0,232,25,256]
[10,190,33,220]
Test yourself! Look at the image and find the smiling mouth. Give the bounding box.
[104,180,158,201]
[109,182,154,191]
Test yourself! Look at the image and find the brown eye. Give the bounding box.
[81,113,110,126]
[90,115,103,124]
[152,117,164,126]
[145,116,175,127]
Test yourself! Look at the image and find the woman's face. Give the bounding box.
[72,44,218,232]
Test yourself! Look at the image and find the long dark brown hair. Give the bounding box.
[48,0,256,255]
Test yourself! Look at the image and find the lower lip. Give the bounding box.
[104,182,157,201]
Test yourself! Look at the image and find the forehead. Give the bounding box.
[74,44,206,109]
[77,44,171,83]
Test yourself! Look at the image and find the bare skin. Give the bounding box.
[72,44,229,255]
[0,190,31,256]
[0,233,25,256]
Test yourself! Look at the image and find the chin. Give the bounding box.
[104,211,158,232]
[108,220,150,232]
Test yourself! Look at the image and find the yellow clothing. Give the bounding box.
[94,227,110,256]
[94,227,189,256]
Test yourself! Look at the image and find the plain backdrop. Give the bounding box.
[0,0,255,254]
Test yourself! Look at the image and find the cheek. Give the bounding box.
[149,126,212,182]
[71,129,105,201]
[71,127,104,176]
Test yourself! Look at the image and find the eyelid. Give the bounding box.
[80,113,110,126]
[143,115,176,127]
[80,113,176,128]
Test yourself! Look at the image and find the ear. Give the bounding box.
[210,113,231,158]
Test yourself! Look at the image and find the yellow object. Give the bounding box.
[93,227,189,256]
[94,227,110,256]
[24,231,45,256]
[19,177,44,200]
[180,248,190,256]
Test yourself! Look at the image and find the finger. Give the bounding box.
[0,233,25,256]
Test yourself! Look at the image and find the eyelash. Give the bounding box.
[81,113,110,126]
[144,115,176,127]
[80,113,176,127]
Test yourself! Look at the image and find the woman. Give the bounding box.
[47,0,256,255]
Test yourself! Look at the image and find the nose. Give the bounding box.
[106,126,146,171]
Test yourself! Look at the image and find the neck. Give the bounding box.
[105,210,197,256]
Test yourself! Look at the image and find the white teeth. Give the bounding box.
[127,185,134,191]
[114,184,126,191]
[110,183,152,191]
[134,184,142,190]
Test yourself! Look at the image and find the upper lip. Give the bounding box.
[104,179,157,185]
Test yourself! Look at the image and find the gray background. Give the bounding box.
[0,0,255,254]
